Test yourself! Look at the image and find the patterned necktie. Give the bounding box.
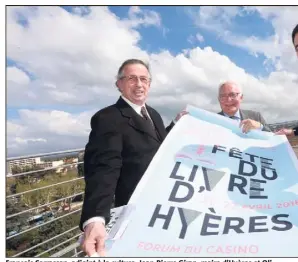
[229,115,241,124]
[141,106,154,128]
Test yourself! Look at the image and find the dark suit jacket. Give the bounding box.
[294,126,298,136]
[218,109,272,132]
[166,121,175,133]
[80,97,167,229]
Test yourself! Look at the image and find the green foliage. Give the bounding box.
[6,198,30,233]
[6,168,85,257]
[11,164,44,175]
[14,170,85,210]
[7,212,82,257]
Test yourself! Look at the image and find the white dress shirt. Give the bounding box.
[223,109,263,130]
[223,110,241,123]
[121,96,152,120]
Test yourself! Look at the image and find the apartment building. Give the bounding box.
[9,157,42,169]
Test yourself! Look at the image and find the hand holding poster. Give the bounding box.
[106,106,298,257]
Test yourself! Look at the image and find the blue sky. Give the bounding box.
[5,6,279,118]
[110,6,274,76]
[7,6,276,119]
[6,6,298,155]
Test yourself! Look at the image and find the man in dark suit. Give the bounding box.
[275,24,298,137]
[218,81,271,133]
[80,59,168,256]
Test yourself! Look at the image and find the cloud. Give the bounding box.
[196,33,204,42]
[188,6,298,73]
[7,109,95,156]
[148,46,297,123]
[187,33,204,44]
[7,6,150,107]
[7,67,30,85]
[188,6,242,33]
[187,35,196,44]
[6,6,298,156]
[127,6,162,28]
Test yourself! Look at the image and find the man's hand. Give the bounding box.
[275,128,294,137]
[174,110,188,122]
[82,221,106,257]
[240,119,261,133]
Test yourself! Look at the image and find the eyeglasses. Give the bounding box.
[120,75,151,85]
[219,92,241,100]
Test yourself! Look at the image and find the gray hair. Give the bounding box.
[116,59,151,80]
[218,81,242,95]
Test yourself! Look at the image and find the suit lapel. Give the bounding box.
[116,97,160,142]
[239,109,245,121]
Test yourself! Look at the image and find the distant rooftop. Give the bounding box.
[268,120,298,132]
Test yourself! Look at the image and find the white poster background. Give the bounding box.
[107,106,298,257]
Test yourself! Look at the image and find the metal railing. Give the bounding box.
[268,120,298,131]
[6,144,298,258]
[6,148,86,258]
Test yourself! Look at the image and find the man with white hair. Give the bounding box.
[218,81,271,133]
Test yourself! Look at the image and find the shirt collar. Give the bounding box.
[121,95,145,115]
[223,109,241,119]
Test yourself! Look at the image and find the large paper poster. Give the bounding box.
[107,106,298,257]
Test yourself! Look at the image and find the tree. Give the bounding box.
[6,169,85,257]
[6,198,30,234]
[7,211,82,257]
[77,151,85,177]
